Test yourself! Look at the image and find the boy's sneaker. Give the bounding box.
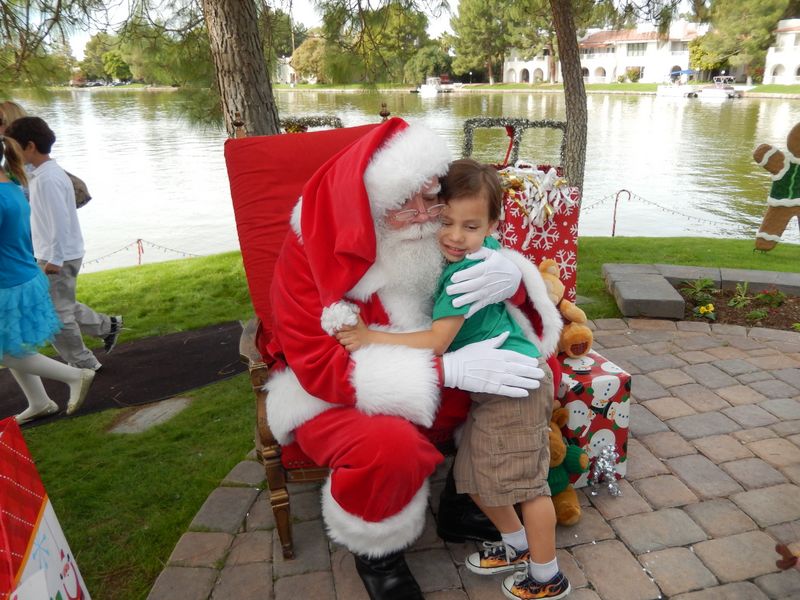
[465,541,530,575]
[502,570,570,600]
[103,316,124,353]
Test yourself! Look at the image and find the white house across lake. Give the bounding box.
[504,21,718,84]
[764,19,800,85]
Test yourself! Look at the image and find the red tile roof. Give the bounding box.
[580,30,663,48]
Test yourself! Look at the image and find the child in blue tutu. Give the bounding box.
[0,134,95,424]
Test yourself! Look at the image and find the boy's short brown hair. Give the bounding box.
[439,158,503,222]
[5,116,56,155]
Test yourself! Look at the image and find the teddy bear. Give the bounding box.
[752,121,800,251]
[548,407,590,526]
[538,259,594,357]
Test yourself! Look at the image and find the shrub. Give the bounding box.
[728,282,751,308]
[681,278,717,304]
[754,288,786,308]
[746,308,769,323]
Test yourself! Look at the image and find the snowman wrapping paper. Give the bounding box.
[557,351,631,487]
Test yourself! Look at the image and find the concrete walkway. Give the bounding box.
[147,318,800,600]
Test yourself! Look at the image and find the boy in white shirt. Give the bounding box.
[5,117,123,371]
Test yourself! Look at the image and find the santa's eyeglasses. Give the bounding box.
[391,203,446,221]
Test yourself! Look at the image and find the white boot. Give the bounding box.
[3,353,95,418]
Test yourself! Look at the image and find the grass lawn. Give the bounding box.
[16,235,796,599]
[23,375,254,599]
[75,236,797,327]
[78,251,252,346]
[443,82,800,95]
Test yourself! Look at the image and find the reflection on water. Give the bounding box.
[15,88,800,272]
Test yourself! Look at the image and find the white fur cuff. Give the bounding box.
[321,477,429,557]
[321,301,360,335]
[499,248,563,358]
[265,369,333,443]
[351,344,440,427]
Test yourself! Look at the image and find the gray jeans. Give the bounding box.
[40,257,111,368]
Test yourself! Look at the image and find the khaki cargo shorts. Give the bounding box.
[453,361,553,507]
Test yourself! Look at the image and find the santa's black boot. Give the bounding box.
[436,465,501,543]
[353,551,424,600]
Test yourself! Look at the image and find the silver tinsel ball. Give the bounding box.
[589,444,622,497]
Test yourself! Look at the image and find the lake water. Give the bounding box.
[15,88,800,273]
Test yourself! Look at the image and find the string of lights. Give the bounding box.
[581,189,726,227]
[83,238,202,266]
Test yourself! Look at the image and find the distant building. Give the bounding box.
[504,21,716,84]
[764,19,800,84]
[274,57,297,85]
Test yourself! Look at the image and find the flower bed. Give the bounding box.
[679,279,800,330]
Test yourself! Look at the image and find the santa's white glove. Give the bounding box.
[446,247,522,318]
[442,332,544,398]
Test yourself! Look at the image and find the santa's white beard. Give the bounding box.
[347,219,444,331]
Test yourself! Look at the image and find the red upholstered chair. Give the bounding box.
[225,123,380,559]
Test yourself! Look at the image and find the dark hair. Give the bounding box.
[439,158,502,222]
[5,116,56,155]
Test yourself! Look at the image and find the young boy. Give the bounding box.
[336,158,569,600]
[5,116,123,371]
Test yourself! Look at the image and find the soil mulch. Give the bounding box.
[679,288,800,330]
[0,321,246,426]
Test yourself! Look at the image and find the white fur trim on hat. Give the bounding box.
[363,123,452,217]
[321,301,360,335]
[351,344,440,427]
[265,368,333,444]
[321,477,429,557]
[499,248,563,358]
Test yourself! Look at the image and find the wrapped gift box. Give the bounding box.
[498,163,582,302]
[556,351,630,487]
[0,418,90,599]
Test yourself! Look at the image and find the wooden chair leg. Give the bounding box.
[270,487,294,559]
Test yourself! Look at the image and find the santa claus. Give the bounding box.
[265,117,562,599]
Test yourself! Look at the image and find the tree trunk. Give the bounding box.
[549,0,586,191]
[202,0,281,136]
[547,41,557,83]
[487,57,495,84]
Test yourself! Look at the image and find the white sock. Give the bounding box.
[501,528,528,553]
[529,557,559,583]
[7,368,52,411]
[3,353,81,384]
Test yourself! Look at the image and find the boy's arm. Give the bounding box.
[337,316,464,355]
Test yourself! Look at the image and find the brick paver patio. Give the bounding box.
[148,318,800,600]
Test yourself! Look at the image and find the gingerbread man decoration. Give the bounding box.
[752,122,800,251]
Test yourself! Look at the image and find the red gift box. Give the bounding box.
[0,418,90,599]
[498,164,582,302]
[556,351,630,487]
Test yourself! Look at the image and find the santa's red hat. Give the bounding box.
[296,117,452,313]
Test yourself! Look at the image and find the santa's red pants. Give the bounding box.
[295,408,444,523]
[293,389,470,555]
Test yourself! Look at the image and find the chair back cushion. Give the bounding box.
[224,124,379,353]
